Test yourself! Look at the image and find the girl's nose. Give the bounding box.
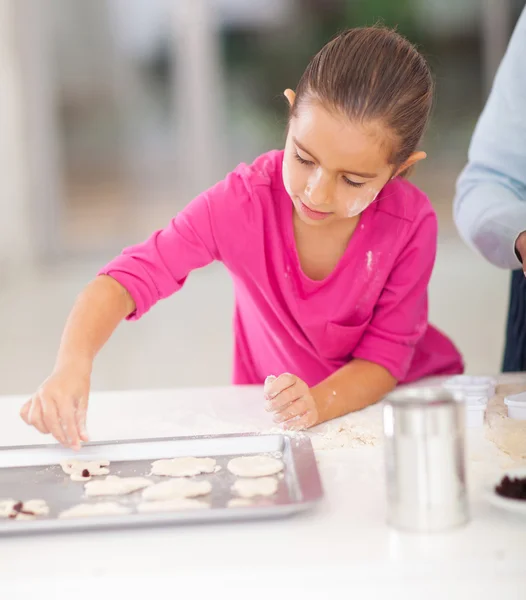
[307,172,332,207]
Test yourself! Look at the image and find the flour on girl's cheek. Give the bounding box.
[304,167,322,200]
[346,188,379,218]
[282,162,293,197]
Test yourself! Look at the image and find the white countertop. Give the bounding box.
[0,377,525,600]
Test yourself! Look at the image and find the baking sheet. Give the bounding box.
[0,433,323,535]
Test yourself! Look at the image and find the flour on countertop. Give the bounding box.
[310,418,380,451]
[263,426,306,439]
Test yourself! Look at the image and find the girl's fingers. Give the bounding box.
[283,411,315,431]
[267,382,304,412]
[40,394,68,446]
[263,375,277,397]
[265,374,296,401]
[273,398,309,423]
[59,402,81,450]
[75,397,89,442]
[28,397,49,434]
[20,400,31,424]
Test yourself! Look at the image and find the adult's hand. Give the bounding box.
[515,231,526,272]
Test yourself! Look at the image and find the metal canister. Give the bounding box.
[383,387,469,532]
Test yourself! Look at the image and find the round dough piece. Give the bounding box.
[150,457,216,477]
[59,502,132,519]
[70,472,93,483]
[137,499,210,513]
[142,479,212,501]
[10,512,36,521]
[227,498,254,508]
[0,499,49,520]
[60,459,110,482]
[84,476,153,497]
[231,477,278,498]
[227,455,284,478]
[21,499,49,517]
[0,499,16,518]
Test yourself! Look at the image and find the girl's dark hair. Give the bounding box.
[292,26,434,168]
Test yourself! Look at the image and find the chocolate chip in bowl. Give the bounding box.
[487,468,526,516]
[495,475,526,500]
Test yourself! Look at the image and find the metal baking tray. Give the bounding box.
[0,433,323,535]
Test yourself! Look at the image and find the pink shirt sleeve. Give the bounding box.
[352,210,437,381]
[99,170,251,319]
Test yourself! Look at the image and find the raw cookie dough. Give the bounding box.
[60,459,110,482]
[0,499,49,520]
[85,476,153,497]
[227,498,254,508]
[59,502,132,519]
[227,455,284,478]
[485,384,526,461]
[0,499,17,518]
[142,479,212,501]
[137,498,210,513]
[150,457,216,477]
[231,477,278,498]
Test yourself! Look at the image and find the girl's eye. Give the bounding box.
[343,176,366,188]
[294,151,314,166]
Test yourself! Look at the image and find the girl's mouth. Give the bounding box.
[298,200,333,221]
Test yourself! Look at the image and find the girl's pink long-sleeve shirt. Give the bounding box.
[100,150,463,386]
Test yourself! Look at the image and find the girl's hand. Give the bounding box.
[20,363,92,450]
[264,373,319,430]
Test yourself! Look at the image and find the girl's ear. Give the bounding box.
[284,89,296,108]
[392,151,427,178]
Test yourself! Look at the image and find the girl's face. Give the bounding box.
[282,96,402,226]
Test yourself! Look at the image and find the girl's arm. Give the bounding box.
[22,169,253,448]
[265,361,395,430]
[20,276,135,449]
[56,276,135,370]
[454,8,526,270]
[312,359,396,423]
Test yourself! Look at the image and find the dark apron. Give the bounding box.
[503,269,526,371]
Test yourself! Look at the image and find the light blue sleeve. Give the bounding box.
[454,7,526,269]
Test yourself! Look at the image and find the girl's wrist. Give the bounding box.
[53,353,93,374]
[310,385,329,425]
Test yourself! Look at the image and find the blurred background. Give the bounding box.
[1,0,525,395]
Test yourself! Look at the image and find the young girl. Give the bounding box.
[21,26,463,449]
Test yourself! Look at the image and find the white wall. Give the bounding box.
[0,0,33,274]
[0,0,63,273]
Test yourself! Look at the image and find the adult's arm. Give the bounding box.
[454,8,526,269]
